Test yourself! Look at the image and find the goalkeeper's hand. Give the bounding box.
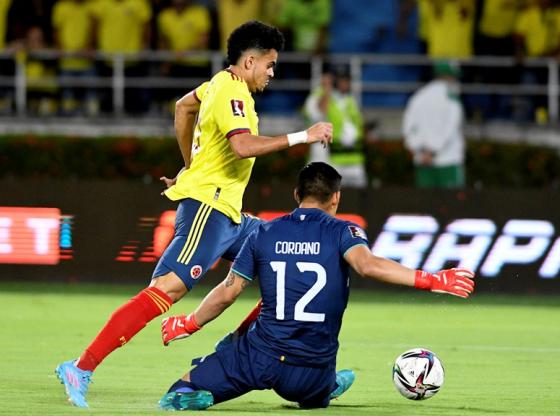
[161,313,201,346]
[414,268,475,298]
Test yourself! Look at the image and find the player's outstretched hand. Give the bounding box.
[306,122,333,147]
[414,268,475,298]
[161,313,201,346]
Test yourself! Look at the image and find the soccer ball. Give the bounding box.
[392,348,444,400]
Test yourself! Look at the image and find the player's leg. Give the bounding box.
[160,335,279,410]
[274,363,355,408]
[221,212,264,262]
[55,199,227,407]
[55,271,182,407]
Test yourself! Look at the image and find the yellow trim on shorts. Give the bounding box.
[177,203,212,264]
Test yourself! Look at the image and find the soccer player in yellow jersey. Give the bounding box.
[55,20,333,408]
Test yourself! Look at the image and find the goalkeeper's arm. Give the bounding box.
[344,245,475,298]
[161,270,250,346]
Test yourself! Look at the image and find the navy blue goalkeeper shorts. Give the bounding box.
[152,198,262,290]
[189,334,336,408]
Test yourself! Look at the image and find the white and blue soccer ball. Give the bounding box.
[392,348,444,400]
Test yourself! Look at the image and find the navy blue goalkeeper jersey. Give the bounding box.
[231,208,369,367]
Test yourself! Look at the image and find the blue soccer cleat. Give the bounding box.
[55,359,92,408]
[159,390,214,411]
[330,369,355,400]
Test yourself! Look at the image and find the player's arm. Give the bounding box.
[161,270,251,346]
[174,89,201,168]
[228,121,333,159]
[345,245,475,298]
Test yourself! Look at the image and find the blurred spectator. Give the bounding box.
[21,25,58,116]
[0,0,10,50]
[477,0,521,56]
[403,61,465,189]
[514,0,560,60]
[7,0,57,44]
[260,0,284,26]
[217,0,261,52]
[304,65,366,188]
[157,0,211,114]
[90,0,151,54]
[416,0,429,51]
[422,0,476,59]
[513,0,560,121]
[89,0,152,114]
[474,0,523,120]
[158,0,211,77]
[0,0,12,114]
[277,0,331,53]
[52,0,97,116]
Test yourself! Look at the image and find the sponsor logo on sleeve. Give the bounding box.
[230,99,245,117]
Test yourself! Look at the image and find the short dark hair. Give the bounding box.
[226,20,285,65]
[296,162,342,203]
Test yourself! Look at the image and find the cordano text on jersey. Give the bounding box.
[231,208,369,366]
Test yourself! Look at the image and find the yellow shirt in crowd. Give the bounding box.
[217,0,261,51]
[479,0,520,38]
[52,0,93,70]
[0,0,12,50]
[515,5,560,56]
[424,0,476,58]
[89,0,151,53]
[164,70,259,224]
[158,4,210,66]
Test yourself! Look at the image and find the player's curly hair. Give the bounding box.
[227,20,285,65]
[296,162,342,204]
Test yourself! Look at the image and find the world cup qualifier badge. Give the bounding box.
[348,225,367,239]
[190,265,203,279]
[230,99,245,117]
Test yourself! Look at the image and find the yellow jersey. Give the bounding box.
[52,0,93,70]
[515,6,560,57]
[425,0,475,58]
[89,0,151,53]
[217,0,261,51]
[164,70,259,224]
[479,0,519,38]
[157,5,211,66]
[0,0,12,50]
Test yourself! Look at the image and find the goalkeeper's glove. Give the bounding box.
[414,268,475,298]
[161,313,201,346]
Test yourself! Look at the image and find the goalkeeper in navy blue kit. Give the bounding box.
[158,162,475,410]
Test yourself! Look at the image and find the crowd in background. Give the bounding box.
[4,1,560,61]
[0,0,559,119]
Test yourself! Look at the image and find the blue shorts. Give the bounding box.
[189,334,336,408]
[152,198,263,290]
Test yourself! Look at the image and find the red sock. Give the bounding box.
[236,299,262,336]
[76,287,172,372]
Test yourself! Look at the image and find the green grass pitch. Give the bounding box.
[1,281,559,415]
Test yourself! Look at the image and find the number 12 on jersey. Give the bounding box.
[270,261,326,323]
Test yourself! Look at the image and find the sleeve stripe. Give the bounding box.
[193,89,201,102]
[226,128,251,139]
[231,268,253,281]
[343,243,369,258]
